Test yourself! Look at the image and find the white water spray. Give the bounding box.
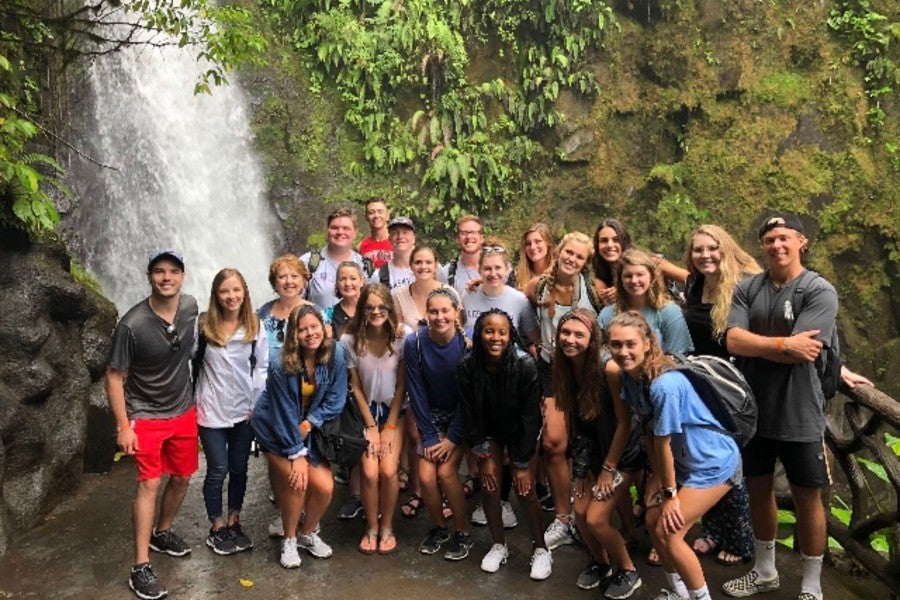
[64,42,275,314]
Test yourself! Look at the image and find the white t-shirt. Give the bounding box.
[340,325,412,406]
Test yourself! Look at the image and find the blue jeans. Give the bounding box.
[199,421,253,523]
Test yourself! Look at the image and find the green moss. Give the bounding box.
[748,71,813,108]
[70,259,103,296]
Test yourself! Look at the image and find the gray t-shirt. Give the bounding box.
[438,257,481,297]
[462,287,538,341]
[108,295,199,419]
[301,247,366,310]
[727,270,838,442]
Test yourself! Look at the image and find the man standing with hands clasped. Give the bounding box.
[106,249,199,600]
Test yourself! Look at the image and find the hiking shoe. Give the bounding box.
[501,500,518,529]
[471,504,487,526]
[228,522,253,552]
[337,495,363,520]
[280,537,302,569]
[605,569,642,599]
[543,516,575,550]
[652,589,688,600]
[481,543,509,573]
[129,563,167,600]
[298,531,333,558]
[419,526,451,555]
[268,514,284,538]
[577,560,613,590]
[722,570,780,597]
[530,547,553,580]
[149,529,190,557]
[206,527,238,556]
[443,531,473,561]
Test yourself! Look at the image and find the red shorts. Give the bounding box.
[133,406,199,481]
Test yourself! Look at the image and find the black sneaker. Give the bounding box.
[206,527,239,556]
[129,563,167,600]
[578,561,613,590]
[150,529,191,557]
[337,495,363,520]
[605,569,642,599]
[443,531,473,561]
[228,523,253,552]
[419,526,451,555]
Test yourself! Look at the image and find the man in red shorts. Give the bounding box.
[106,250,199,600]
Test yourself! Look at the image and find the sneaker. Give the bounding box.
[501,501,518,529]
[280,537,302,569]
[443,531,473,561]
[577,560,613,590]
[530,547,553,580]
[652,589,688,600]
[337,495,363,520]
[797,594,821,600]
[268,514,284,538]
[481,543,509,573]
[298,531,333,558]
[605,569,642,599]
[228,522,253,552]
[722,570,780,597]
[420,526,451,554]
[129,563,167,600]
[149,529,190,557]
[471,504,487,526]
[543,517,575,550]
[206,527,238,556]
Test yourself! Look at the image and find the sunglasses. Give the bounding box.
[364,304,391,314]
[481,245,507,255]
[165,324,181,351]
[276,319,286,343]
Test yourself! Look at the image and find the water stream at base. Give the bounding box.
[62,42,276,315]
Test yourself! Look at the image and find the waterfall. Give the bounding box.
[62,41,276,315]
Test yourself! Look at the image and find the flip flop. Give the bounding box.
[401,493,423,519]
[358,530,378,555]
[692,536,718,557]
[462,475,481,499]
[378,531,398,555]
[398,468,410,492]
[646,547,662,567]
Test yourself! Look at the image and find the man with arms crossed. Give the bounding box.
[107,250,198,600]
[723,215,834,600]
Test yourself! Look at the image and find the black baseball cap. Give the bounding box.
[148,249,185,271]
[757,214,805,239]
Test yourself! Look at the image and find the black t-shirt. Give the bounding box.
[682,274,728,358]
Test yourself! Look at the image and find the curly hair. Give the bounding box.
[536,232,600,319]
[201,268,259,346]
[282,305,333,375]
[683,224,762,340]
[607,310,673,382]
[268,254,310,293]
[515,223,555,290]
[552,308,606,420]
[591,219,633,288]
[344,283,401,357]
[614,249,669,312]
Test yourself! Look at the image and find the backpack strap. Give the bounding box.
[447,260,458,287]
[191,328,208,392]
[379,263,390,287]
[744,271,768,311]
[249,337,258,375]
[307,249,322,274]
[362,256,376,279]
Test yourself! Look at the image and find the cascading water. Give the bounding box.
[62,39,276,314]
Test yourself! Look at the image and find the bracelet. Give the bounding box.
[117,423,131,433]
[602,462,617,473]
[366,424,378,430]
[299,421,312,434]
[776,337,784,353]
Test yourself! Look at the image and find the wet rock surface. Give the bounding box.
[0,456,888,599]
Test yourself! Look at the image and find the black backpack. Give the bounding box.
[308,248,375,279]
[669,354,758,447]
[310,350,368,467]
[745,270,842,400]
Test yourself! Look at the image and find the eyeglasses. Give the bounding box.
[481,245,507,255]
[458,229,482,237]
[364,304,391,314]
[165,324,181,351]
[276,319,286,343]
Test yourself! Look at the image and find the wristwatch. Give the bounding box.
[661,487,678,500]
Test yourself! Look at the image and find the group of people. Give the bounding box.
[107,199,872,600]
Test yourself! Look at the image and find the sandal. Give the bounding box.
[377,530,398,555]
[716,551,751,566]
[692,536,718,557]
[358,530,378,555]
[462,474,481,499]
[398,468,410,492]
[442,500,453,520]
[646,546,662,567]
[401,493,423,519]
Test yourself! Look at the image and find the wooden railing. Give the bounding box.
[824,382,900,592]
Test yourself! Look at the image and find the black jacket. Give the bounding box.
[457,348,542,464]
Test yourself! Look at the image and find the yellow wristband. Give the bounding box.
[117,423,131,433]
[776,337,784,353]
[299,421,312,434]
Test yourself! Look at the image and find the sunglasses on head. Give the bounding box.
[165,324,181,351]
[276,319,286,343]
[481,245,506,255]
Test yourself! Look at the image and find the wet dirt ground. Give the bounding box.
[0,455,889,599]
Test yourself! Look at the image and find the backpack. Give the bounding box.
[669,354,758,447]
[311,350,368,467]
[308,248,375,279]
[745,270,842,399]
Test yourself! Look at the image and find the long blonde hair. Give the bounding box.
[536,232,598,318]
[515,223,555,290]
[201,268,258,346]
[614,249,669,312]
[683,224,762,339]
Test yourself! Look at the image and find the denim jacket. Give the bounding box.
[252,343,348,458]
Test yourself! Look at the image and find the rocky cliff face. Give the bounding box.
[0,230,117,555]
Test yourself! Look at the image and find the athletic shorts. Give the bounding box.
[133,407,199,481]
[741,436,831,488]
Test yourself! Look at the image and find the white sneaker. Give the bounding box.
[501,501,518,529]
[530,547,553,580]
[298,531,333,558]
[268,514,284,538]
[471,504,487,526]
[543,516,575,550]
[280,537,301,568]
[480,543,509,573]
